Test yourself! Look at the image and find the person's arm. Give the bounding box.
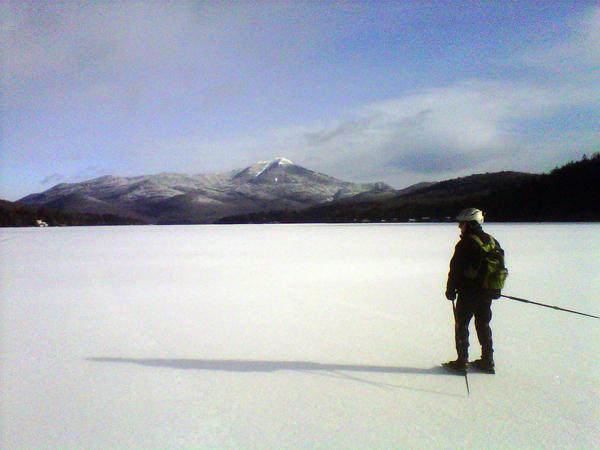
[446,241,465,299]
[446,236,481,298]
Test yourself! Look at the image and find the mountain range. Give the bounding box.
[220,153,600,223]
[17,158,393,224]
[6,153,599,226]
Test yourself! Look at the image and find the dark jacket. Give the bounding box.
[446,223,501,297]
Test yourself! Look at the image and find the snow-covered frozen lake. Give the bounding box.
[1,223,599,449]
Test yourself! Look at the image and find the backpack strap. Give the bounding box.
[469,234,495,252]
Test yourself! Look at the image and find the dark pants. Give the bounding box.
[454,293,493,361]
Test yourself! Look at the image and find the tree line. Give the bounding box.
[218,153,600,223]
[0,200,144,227]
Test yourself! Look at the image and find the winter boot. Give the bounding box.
[471,355,495,374]
[442,358,468,373]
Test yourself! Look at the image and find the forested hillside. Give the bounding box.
[0,200,145,227]
[219,154,600,223]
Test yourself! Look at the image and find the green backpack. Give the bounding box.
[469,234,509,291]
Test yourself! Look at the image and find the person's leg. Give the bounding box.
[474,297,494,367]
[454,296,475,363]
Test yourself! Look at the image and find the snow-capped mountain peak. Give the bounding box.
[19,158,393,224]
[257,157,294,166]
[274,156,293,165]
[255,157,294,178]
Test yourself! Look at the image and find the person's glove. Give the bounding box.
[445,289,456,301]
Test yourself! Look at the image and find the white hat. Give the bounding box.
[456,208,484,224]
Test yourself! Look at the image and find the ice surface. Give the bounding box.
[1,224,599,449]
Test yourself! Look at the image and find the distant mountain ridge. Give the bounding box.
[10,154,599,226]
[218,154,600,223]
[18,158,394,224]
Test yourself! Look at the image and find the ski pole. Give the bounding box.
[501,295,599,320]
[452,300,470,396]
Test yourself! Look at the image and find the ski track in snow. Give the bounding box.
[1,223,599,449]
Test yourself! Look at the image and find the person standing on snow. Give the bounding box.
[444,208,502,374]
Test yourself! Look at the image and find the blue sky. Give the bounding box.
[1,1,599,200]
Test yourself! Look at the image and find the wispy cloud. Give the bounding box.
[41,174,64,185]
[122,72,598,188]
[263,8,600,184]
[192,77,596,185]
[520,6,600,74]
[2,2,205,105]
[1,1,346,107]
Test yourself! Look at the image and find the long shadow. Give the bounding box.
[87,357,464,398]
[88,357,444,375]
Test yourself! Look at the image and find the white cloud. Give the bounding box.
[120,72,597,189]
[1,2,201,103]
[118,3,599,186]
[0,1,343,107]
[185,78,595,186]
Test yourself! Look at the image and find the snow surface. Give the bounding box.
[255,157,294,178]
[1,224,599,449]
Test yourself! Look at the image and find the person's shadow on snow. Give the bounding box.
[87,358,464,397]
